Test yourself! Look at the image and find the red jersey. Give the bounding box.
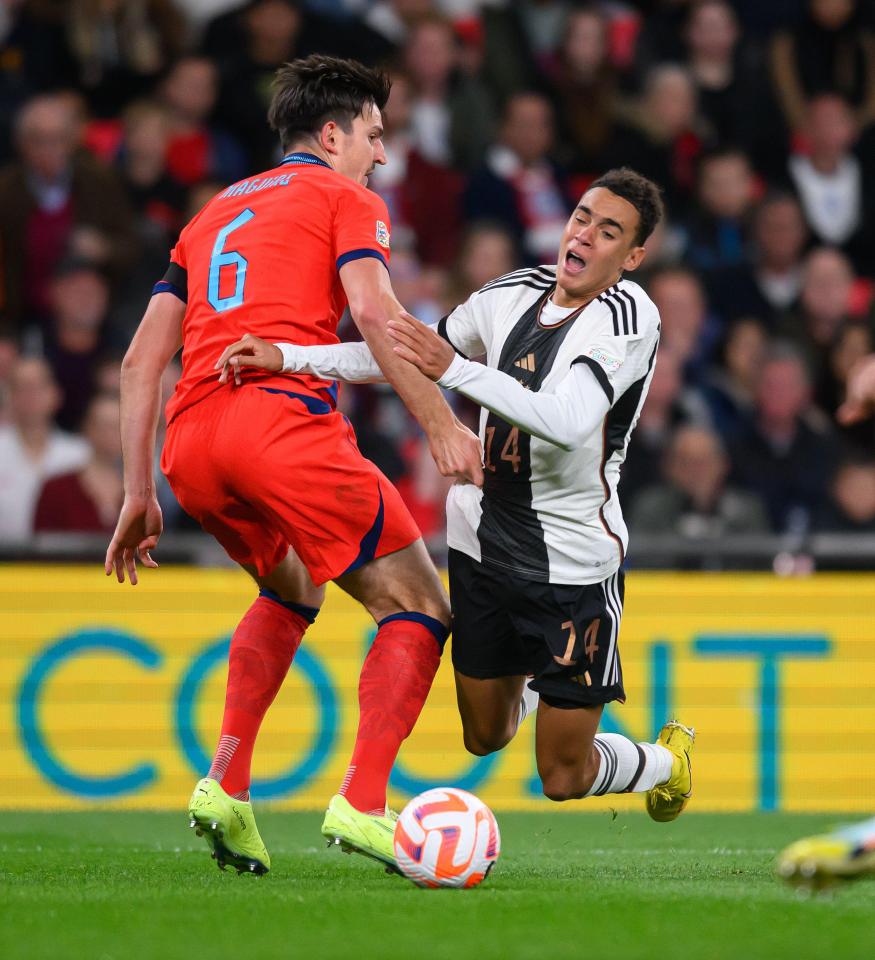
[159,153,392,424]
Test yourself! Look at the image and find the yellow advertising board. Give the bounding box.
[2,567,873,812]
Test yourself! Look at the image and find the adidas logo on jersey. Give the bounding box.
[514,354,536,373]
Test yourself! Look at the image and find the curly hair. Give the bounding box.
[588,167,665,246]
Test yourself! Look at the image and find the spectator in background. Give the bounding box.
[368,70,463,267]
[729,343,837,533]
[33,392,122,533]
[94,353,123,395]
[464,91,571,264]
[441,221,520,315]
[631,0,692,67]
[183,178,226,223]
[683,0,742,143]
[646,266,719,383]
[0,336,20,424]
[604,63,703,216]
[402,16,494,173]
[546,4,619,176]
[159,56,246,187]
[65,0,185,116]
[787,94,875,276]
[511,0,575,75]
[706,192,808,328]
[780,246,855,378]
[0,93,137,339]
[683,147,756,273]
[214,0,334,170]
[0,356,89,543]
[629,424,770,538]
[770,0,875,134]
[116,100,186,238]
[112,98,188,335]
[0,0,76,161]
[353,0,434,66]
[701,316,767,443]
[815,455,875,533]
[43,257,113,432]
[619,347,711,510]
[477,0,542,102]
[682,0,787,175]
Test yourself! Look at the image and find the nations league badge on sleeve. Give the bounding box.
[376,220,390,249]
[586,345,622,375]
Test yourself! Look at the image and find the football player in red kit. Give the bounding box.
[105,55,482,876]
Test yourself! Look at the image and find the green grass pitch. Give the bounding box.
[0,811,869,960]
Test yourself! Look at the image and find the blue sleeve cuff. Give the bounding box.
[336,248,388,271]
[152,280,187,303]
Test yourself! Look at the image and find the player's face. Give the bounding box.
[555,187,647,305]
[333,104,387,187]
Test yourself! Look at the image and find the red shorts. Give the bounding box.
[160,384,421,585]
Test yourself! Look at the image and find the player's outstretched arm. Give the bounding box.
[105,292,183,585]
[214,334,386,385]
[389,312,611,451]
[341,257,484,487]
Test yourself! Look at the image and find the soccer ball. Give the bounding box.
[393,787,500,888]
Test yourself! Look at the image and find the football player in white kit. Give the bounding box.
[216,168,696,821]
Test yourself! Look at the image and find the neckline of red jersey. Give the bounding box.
[280,152,331,169]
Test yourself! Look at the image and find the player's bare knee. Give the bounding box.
[343,552,450,627]
[463,735,494,757]
[462,725,511,757]
[386,574,449,626]
[244,558,324,610]
[540,767,589,802]
[414,588,451,628]
[368,592,450,630]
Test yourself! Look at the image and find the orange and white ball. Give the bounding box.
[393,787,501,888]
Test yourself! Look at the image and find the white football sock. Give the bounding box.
[584,733,674,797]
[515,682,540,731]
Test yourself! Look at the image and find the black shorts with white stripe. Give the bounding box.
[448,549,626,709]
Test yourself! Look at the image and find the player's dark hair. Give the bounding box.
[268,55,391,151]
[588,167,664,246]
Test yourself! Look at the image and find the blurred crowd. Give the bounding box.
[2,0,875,560]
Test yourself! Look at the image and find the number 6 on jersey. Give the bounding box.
[208,208,255,312]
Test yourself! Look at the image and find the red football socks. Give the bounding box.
[340,614,446,814]
[207,590,316,799]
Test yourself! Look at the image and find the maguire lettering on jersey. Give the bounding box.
[218,174,296,199]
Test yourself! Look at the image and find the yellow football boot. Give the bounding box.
[645,720,695,823]
[321,794,400,874]
[188,777,270,875]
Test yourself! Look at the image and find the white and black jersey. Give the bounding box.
[273,264,661,586]
[437,265,660,585]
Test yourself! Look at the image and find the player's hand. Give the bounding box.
[214,333,283,385]
[104,495,163,585]
[838,354,875,424]
[428,417,485,488]
[388,311,455,381]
